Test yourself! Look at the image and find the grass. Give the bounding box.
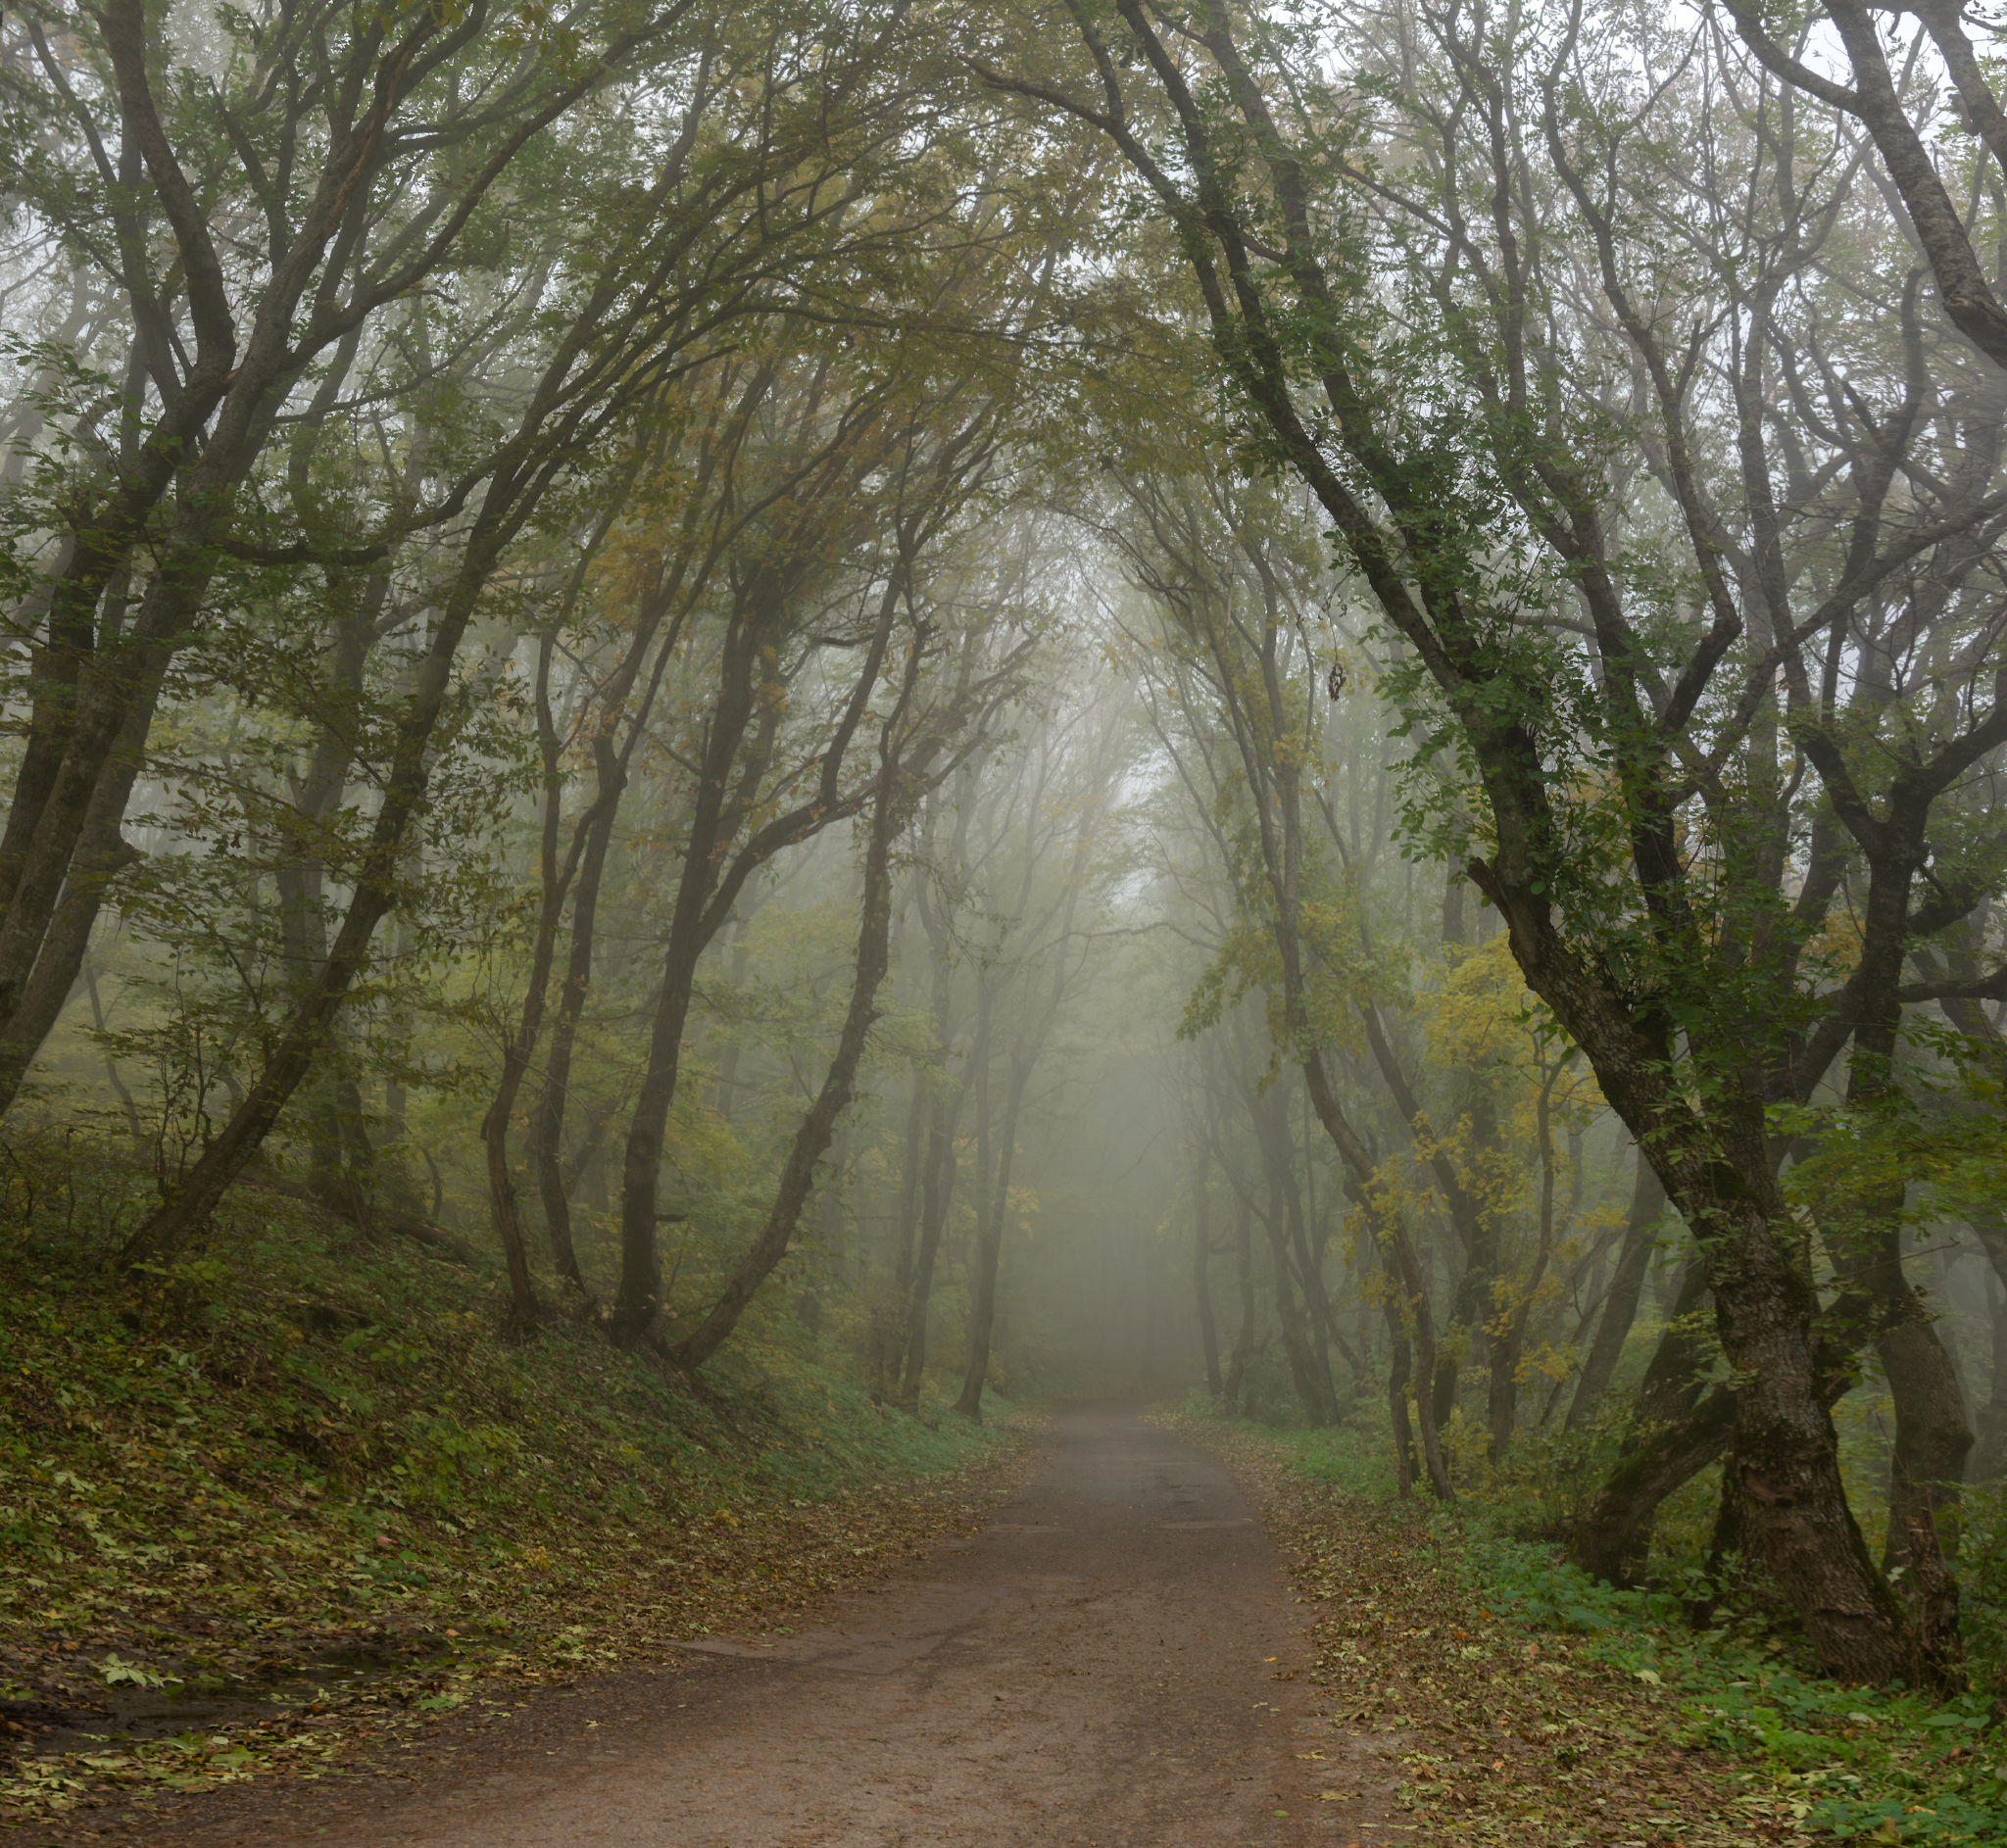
[1457,1522,2005,1844]
[1175,1401,2007,1846]
[0,1158,1024,1834]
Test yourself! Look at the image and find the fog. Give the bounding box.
[4,0,2005,1689]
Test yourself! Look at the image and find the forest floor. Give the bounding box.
[1196,1422,1800,1848]
[1198,1418,2000,1848]
[6,1227,1992,1848]
[0,1186,1026,1840]
[12,1400,1846,1848]
[23,1403,1353,1847]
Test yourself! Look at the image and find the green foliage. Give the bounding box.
[1204,1399,2007,1843]
[1455,1518,2006,1843]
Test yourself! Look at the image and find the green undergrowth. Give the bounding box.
[1454,1522,2005,1845]
[1193,1400,2007,1845]
[0,1176,1018,1831]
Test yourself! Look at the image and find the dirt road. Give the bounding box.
[124,1405,1389,1846]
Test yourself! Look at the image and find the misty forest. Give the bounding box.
[4,0,2007,1840]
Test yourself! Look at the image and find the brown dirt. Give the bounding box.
[24,1404,1395,1847]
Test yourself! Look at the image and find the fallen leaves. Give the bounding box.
[0,1216,1033,1838]
[1171,1417,1796,1848]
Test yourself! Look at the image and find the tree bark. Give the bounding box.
[1567,1151,1666,1430]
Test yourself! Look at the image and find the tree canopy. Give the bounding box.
[5,0,2007,1713]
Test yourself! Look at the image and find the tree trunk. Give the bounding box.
[529,790,615,1293]
[1567,1151,1667,1430]
[0,648,159,1112]
[1836,881,1971,1685]
[670,725,906,1372]
[956,1035,1028,1423]
[1358,1001,1497,1432]
[1192,1126,1222,1398]
[612,612,765,1346]
[478,633,606,1334]
[894,1079,964,1409]
[1300,1049,1452,1498]
[1223,1191,1255,1414]
[613,568,910,1347]
[81,955,142,1141]
[1973,1252,2007,1483]
[121,498,522,1260]
[1880,1317,1975,1566]
[1488,1061,1567,1460]
[1263,1199,1330,1425]
[1571,1258,1717,1582]
[1249,1079,1337,1425]
[875,1065,930,1399]
[1386,1308,1417,1498]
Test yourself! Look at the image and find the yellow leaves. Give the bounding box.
[1514,1338,1577,1386]
[1424,934,1526,1069]
[1801,910,1865,977]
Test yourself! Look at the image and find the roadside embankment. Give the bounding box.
[0,1186,1026,1836]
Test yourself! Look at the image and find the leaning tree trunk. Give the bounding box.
[122,501,517,1261]
[1571,1259,1717,1583]
[1566,1152,1667,1430]
[0,649,160,1113]
[669,755,904,1372]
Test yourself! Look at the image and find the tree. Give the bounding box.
[0,0,698,1112]
[982,0,2007,1682]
